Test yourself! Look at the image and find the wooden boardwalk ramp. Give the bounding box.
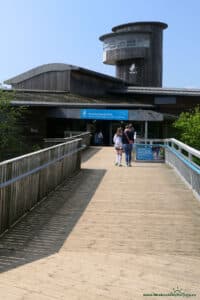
[0,147,200,299]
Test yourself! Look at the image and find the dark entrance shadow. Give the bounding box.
[0,167,106,273]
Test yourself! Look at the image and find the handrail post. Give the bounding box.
[164,138,200,200]
[188,152,192,162]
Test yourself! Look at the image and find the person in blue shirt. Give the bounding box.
[122,124,134,166]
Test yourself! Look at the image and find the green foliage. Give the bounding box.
[173,106,200,150]
[31,144,41,152]
[0,90,27,161]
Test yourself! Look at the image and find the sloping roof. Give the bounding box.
[4,63,78,85]
[111,86,200,97]
[4,63,124,85]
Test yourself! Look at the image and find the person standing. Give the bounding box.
[113,127,123,166]
[122,124,134,167]
[97,131,103,145]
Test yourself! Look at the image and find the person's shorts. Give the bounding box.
[115,146,123,150]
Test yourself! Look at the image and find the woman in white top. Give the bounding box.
[113,127,123,166]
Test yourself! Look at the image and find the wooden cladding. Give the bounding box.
[0,138,84,235]
[13,70,71,91]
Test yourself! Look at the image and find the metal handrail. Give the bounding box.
[136,138,200,162]
[164,138,200,199]
[165,138,200,160]
[136,138,165,144]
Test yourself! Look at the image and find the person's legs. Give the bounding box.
[128,144,133,166]
[118,149,123,166]
[115,149,118,165]
[123,144,129,166]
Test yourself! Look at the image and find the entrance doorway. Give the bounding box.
[93,120,111,145]
[93,121,146,145]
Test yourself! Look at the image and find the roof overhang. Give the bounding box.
[110,86,200,97]
[11,100,154,109]
[129,109,163,121]
[48,108,164,121]
[4,63,79,85]
[4,63,124,86]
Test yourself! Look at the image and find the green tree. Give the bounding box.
[173,106,200,150]
[0,89,27,161]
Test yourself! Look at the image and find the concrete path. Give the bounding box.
[0,147,200,299]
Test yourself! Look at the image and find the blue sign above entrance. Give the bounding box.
[80,109,128,120]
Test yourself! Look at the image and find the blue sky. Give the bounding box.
[1,0,200,88]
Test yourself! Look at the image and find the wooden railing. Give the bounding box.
[44,132,91,148]
[0,138,82,235]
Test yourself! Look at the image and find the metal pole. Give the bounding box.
[109,122,112,145]
[145,121,148,144]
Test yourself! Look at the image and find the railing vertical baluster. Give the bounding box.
[164,138,200,200]
[0,132,91,236]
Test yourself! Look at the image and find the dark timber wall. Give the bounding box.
[7,64,124,96]
[70,70,123,96]
[12,70,71,91]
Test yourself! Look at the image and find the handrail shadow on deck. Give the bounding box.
[0,167,106,273]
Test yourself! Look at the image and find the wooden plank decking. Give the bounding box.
[0,147,199,299]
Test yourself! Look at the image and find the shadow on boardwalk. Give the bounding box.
[81,146,102,163]
[0,149,106,273]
